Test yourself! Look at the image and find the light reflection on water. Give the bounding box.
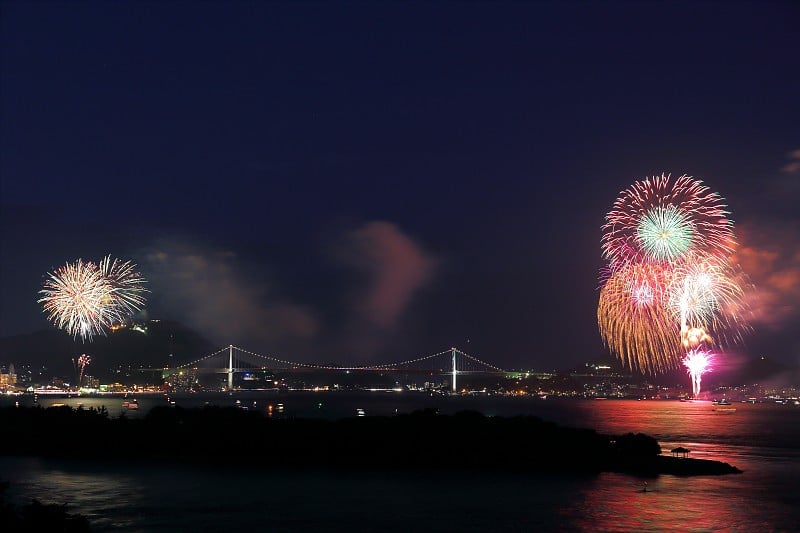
[2,396,799,531]
[3,457,580,532]
[3,455,798,532]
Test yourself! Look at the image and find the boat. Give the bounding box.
[122,399,139,410]
[713,406,736,413]
[712,398,731,406]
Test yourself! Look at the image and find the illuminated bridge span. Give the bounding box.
[160,346,506,392]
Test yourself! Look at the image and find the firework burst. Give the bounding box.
[77,354,91,386]
[39,259,112,341]
[602,174,734,270]
[598,173,749,376]
[598,262,679,373]
[39,256,147,342]
[636,204,695,262]
[99,255,148,320]
[668,256,749,347]
[683,349,712,398]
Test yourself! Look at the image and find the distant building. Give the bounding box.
[0,363,17,390]
[165,370,200,392]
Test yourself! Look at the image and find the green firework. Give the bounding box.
[636,205,694,262]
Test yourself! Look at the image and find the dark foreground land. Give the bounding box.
[0,405,741,477]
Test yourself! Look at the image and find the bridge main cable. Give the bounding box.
[213,346,457,371]
[455,349,506,372]
[173,345,503,373]
[176,346,232,369]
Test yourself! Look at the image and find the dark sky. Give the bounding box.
[2,1,798,371]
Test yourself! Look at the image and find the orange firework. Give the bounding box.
[598,262,681,374]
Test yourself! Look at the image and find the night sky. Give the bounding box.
[2,1,798,371]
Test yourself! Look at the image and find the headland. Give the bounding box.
[0,405,741,477]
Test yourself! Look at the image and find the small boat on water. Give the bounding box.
[122,399,139,410]
[712,398,731,406]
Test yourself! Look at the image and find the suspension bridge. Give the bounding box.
[151,346,506,392]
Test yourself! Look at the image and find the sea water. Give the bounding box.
[2,395,798,531]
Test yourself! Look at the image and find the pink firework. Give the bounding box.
[683,349,712,398]
[602,174,734,270]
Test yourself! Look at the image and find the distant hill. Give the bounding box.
[577,353,799,388]
[565,354,631,376]
[0,321,216,379]
[641,355,799,388]
[706,355,800,387]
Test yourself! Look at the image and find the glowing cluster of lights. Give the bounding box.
[598,174,750,394]
[39,256,147,342]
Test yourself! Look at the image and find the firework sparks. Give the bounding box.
[39,259,112,341]
[598,262,680,373]
[77,354,91,386]
[598,174,749,377]
[99,255,148,320]
[636,204,695,262]
[681,325,713,350]
[39,256,147,342]
[683,349,712,398]
[668,257,749,347]
[602,174,734,270]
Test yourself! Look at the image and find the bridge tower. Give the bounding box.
[451,347,457,393]
[228,345,234,390]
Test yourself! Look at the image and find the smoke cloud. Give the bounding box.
[140,222,437,361]
[780,148,800,174]
[735,222,800,329]
[326,221,439,359]
[143,238,319,349]
[338,221,437,329]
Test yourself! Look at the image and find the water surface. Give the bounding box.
[3,394,799,531]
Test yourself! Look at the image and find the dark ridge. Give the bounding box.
[0,406,741,477]
[0,320,216,377]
